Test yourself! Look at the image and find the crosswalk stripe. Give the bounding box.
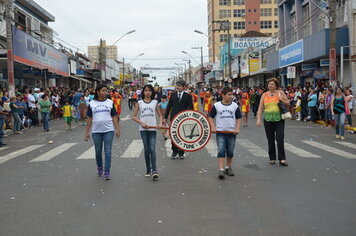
[334,141,356,150]
[237,139,267,157]
[284,143,321,158]
[0,147,8,151]
[30,143,77,162]
[121,139,143,158]
[0,145,44,164]
[205,139,217,157]
[76,146,95,159]
[302,140,356,159]
[165,139,171,157]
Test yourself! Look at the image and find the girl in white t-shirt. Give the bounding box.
[84,84,120,180]
[132,84,162,180]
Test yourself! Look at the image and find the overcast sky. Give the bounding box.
[34,0,209,86]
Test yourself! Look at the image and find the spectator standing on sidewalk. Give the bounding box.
[331,87,347,140]
[325,88,334,127]
[38,94,52,132]
[345,89,354,129]
[10,97,22,134]
[307,88,318,123]
[0,101,8,146]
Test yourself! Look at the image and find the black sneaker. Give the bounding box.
[171,152,178,159]
[179,152,185,159]
[152,171,159,180]
[225,167,235,176]
[145,171,152,178]
[218,169,225,180]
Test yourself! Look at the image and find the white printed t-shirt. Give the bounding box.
[138,99,158,131]
[87,99,117,133]
[209,101,242,132]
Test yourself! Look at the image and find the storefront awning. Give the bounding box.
[69,76,92,84]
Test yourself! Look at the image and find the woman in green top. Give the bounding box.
[331,87,346,140]
[38,94,52,132]
[256,78,290,166]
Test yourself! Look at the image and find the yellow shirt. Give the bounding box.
[62,105,73,118]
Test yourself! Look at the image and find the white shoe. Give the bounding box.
[336,135,340,139]
[340,136,345,140]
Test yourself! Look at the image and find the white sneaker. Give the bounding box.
[336,135,340,139]
[341,136,345,140]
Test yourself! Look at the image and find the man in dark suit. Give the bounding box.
[163,80,193,159]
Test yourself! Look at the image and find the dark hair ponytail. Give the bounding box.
[94,84,107,100]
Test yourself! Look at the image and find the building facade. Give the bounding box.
[88,40,118,63]
[207,0,279,63]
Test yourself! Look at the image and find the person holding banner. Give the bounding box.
[208,87,242,180]
[163,80,193,159]
[132,84,162,179]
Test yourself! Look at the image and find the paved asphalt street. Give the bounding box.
[0,100,355,236]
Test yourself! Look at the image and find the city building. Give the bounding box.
[88,40,118,63]
[265,0,354,88]
[207,0,279,63]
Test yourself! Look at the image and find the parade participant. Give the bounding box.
[241,92,250,127]
[62,100,73,131]
[85,84,120,180]
[200,90,205,105]
[132,84,162,179]
[163,80,193,159]
[345,89,354,129]
[158,95,169,140]
[331,87,347,140]
[256,78,289,166]
[191,90,199,111]
[78,95,88,126]
[204,91,213,115]
[208,87,241,179]
[325,88,334,127]
[112,92,123,118]
[295,96,302,121]
[38,94,52,132]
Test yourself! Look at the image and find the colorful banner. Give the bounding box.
[12,27,69,76]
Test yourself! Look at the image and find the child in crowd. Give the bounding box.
[241,92,250,127]
[62,100,73,130]
[158,95,169,140]
[112,92,123,118]
[208,87,242,180]
[295,96,302,121]
[78,95,88,126]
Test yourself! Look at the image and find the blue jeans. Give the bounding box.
[335,112,346,137]
[41,112,49,130]
[216,133,237,158]
[92,131,114,171]
[0,119,4,144]
[140,131,157,172]
[12,112,21,132]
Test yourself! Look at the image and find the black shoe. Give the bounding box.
[145,171,152,178]
[179,152,185,159]
[279,161,288,167]
[171,152,178,159]
[269,160,276,165]
[218,169,225,180]
[0,143,7,147]
[225,167,235,176]
[152,171,159,180]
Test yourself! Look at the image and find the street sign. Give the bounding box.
[169,110,211,152]
[287,66,296,78]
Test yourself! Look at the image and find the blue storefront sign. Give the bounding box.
[279,40,304,68]
[301,63,317,70]
[12,27,69,77]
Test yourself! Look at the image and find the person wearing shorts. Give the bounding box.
[208,87,242,179]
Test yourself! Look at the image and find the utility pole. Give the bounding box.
[5,0,15,96]
[188,59,192,85]
[328,0,337,85]
[99,39,104,84]
[122,58,125,85]
[212,20,232,86]
[192,46,204,84]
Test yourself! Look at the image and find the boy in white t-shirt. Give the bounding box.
[208,87,242,180]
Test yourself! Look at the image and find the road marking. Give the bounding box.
[121,139,143,158]
[120,115,131,121]
[30,143,77,162]
[76,146,95,159]
[237,139,268,157]
[302,140,356,159]
[0,145,44,164]
[334,141,356,150]
[284,142,321,158]
[205,139,217,157]
[0,147,8,151]
[165,138,171,157]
